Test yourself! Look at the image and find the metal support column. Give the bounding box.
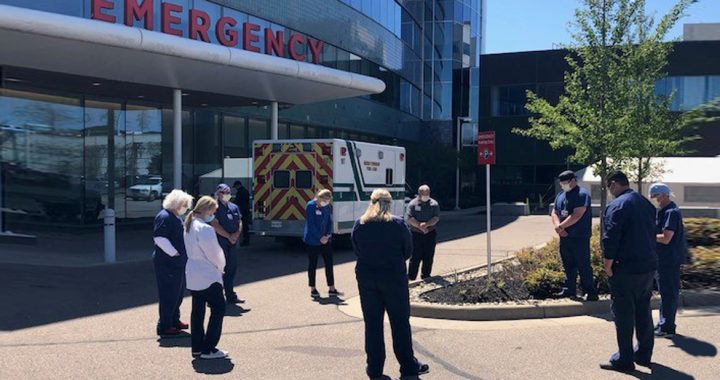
[173,89,182,189]
[270,101,279,140]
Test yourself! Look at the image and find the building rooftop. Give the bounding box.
[683,23,720,41]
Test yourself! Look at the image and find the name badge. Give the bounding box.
[560,210,569,218]
[227,214,233,220]
[315,210,322,216]
[415,206,422,211]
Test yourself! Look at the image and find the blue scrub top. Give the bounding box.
[656,201,687,267]
[214,201,242,244]
[602,189,658,274]
[554,186,592,238]
[153,209,187,267]
[303,199,333,246]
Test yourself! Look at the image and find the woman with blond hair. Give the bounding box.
[184,196,228,360]
[351,189,429,380]
[153,189,193,336]
[303,189,341,298]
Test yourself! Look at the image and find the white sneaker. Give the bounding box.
[200,349,228,360]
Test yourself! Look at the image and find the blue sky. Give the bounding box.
[485,0,720,54]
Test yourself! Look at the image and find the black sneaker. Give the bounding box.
[417,363,430,375]
[227,297,245,304]
[554,289,575,298]
[310,289,320,298]
[599,361,635,373]
[192,351,202,358]
[585,294,599,302]
[328,289,344,297]
[634,358,651,367]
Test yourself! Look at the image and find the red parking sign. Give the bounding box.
[477,131,496,165]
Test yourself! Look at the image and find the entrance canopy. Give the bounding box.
[0,5,385,105]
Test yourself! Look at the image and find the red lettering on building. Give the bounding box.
[90,1,325,64]
[288,34,306,62]
[189,9,211,42]
[161,2,183,37]
[307,39,324,65]
[124,0,153,30]
[92,0,116,23]
[216,17,238,47]
[265,29,284,58]
[243,23,261,53]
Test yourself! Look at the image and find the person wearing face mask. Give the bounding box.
[405,184,440,280]
[551,170,598,301]
[184,196,229,359]
[600,171,658,373]
[303,189,341,298]
[152,189,194,336]
[649,183,687,338]
[210,183,244,304]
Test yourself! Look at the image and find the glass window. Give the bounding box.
[0,88,85,225]
[707,76,720,103]
[278,123,290,140]
[248,118,268,146]
[273,170,290,189]
[223,115,247,158]
[1,0,83,16]
[124,104,162,218]
[193,110,222,196]
[491,84,535,116]
[685,186,720,203]
[290,124,305,139]
[296,170,312,189]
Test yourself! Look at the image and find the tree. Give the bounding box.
[514,0,694,212]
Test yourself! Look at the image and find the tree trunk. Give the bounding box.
[637,157,643,196]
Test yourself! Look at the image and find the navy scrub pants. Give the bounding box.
[609,271,655,368]
[219,239,239,302]
[307,243,335,287]
[191,282,226,355]
[559,237,597,296]
[357,274,421,379]
[153,257,185,333]
[408,230,437,280]
[657,265,681,333]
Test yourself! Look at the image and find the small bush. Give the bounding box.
[683,246,720,289]
[685,218,720,247]
[523,268,566,299]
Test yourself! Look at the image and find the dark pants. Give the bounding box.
[609,271,655,368]
[153,258,185,333]
[191,282,226,354]
[307,243,334,287]
[408,230,437,280]
[241,213,250,245]
[657,265,681,333]
[219,239,239,301]
[357,274,420,378]
[559,237,597,296]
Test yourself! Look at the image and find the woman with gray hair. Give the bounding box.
[153,189,193,336]
[351,189,429,380]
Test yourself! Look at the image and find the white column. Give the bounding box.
[173,89,182,189]
[270,101,279,140]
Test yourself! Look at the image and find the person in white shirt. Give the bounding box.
[184,196,228,360]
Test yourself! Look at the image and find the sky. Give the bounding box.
[484,0,720,54]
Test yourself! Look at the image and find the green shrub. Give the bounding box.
[524,268,566,299]
[682,246,720,289]
[684,218,720,247]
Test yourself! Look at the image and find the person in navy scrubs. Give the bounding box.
[649,183,687,337]
[303,189,341,298]
[210,183,244,304]
[152,189,193,336]
[352,189,429,380]
[551,170,598,301]
[600,171,658,373]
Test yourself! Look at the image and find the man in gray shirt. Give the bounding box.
[405,185,440,280]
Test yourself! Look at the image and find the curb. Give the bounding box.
[411,290,720,321]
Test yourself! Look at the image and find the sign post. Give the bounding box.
[477,131,496,275]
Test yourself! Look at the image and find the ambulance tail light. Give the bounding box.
[340,147,347,156]
[399,153,405,161]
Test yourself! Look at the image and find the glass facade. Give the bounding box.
[655,75,720,111]
[0,0,485,231]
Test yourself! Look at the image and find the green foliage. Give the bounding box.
[514,0,696,211]
[683,247,720,289]
[524,268,567,300]
[685,218,720,247]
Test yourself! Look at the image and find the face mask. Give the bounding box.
[202,214,215,223]
[221,194,231,202]
[420,196,430,202]
[560,183,572,192]
[318,200,329,208]
[178,207,188,216]
[651,198,662,208]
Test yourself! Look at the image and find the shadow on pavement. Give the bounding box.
[191,358,234,375]
[157,333,191,348]
[225,304,251,317]
[625,362,694,380]
[668,335,718,357]
[312,295,348,306]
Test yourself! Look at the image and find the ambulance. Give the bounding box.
[252,139,406,237]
